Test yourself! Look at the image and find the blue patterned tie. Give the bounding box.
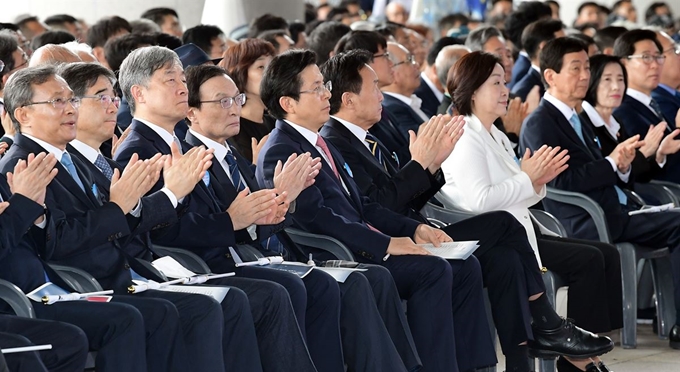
[61,152,85,192]
[94,154,114,181]
[224,151,245,192]
[649,99,665,120]
[365,133,387,170]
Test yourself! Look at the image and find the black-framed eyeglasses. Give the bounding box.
[22,97,81,109]
[373,52,392,61]
[200,93,246,109]
[300,81,332,97]
[626,54,666,64]
[392,54,417,67]
[81,94,121,108]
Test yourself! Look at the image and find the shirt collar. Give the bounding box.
[135,117,176,149]
[519,51,529,58]
[531,64,541,73]
[420,72,444,102]
[626,88,653,106]
[581,101,620,139]
[658,83,677,96]
[69,139,100,164]
[331,116,369,149]
[284,119,320,148]
[382,91,429,121]
[543,92,579,122]
[188,128,229,163]
[22,133,65,161]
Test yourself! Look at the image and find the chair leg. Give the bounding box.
[649,257,676,339]
[538,357,556,372]
[617,243,638,349]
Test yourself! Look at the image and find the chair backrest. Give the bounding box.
[0,279,34,318]
[529,209,567,237]
[545,187,612,243]
[636,181,680,206]
[235,244,266,261]
[153,246,212,274]
[284,228,355,261]
[48,264,104,293]
[422,195,478,225]
[133,258,168,282]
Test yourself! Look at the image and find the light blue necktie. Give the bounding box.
[61,152,85,192]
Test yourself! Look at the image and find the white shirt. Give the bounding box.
[382,92,429,122]
[420,72,444,103]
[531,64,540,74]
[135,118,179,148]
[331,116,370,151]
[543,93,631,182]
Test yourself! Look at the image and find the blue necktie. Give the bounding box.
[94,154,114,181]
[365,133,387,170]
[61,152,85,192]
[649,99,665,120]
[224,151,245,192]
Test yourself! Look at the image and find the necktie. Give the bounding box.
[224,151,245,192]
[649,99,665,120]
[61,152,85,192]
[365,133,387,170]
[94,154,114,181]
[316,135,341,180]
[172,136,184,154]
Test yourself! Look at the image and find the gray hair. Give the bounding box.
[435,45,471,86]
[4,65,58,133]
[118,45,181,114]
[465,26,504,52]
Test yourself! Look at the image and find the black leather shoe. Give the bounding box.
[670,324,680,349]
[528,319,614,359]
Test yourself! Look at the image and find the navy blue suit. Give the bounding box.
[369,106,411,165]
[521,99,680,318]
[613,93,680,183]
[510,53,531,89]
[256,120,495,372]
[114,119,317,372]
[510,68,544,102]
[382,94,427,140]
[413,77,441,118]
[651,86,680,129]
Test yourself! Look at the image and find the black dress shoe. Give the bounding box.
[528,319,614,359]
[597,362,612,372]
[556,357,601,372]
[670,324,680,349]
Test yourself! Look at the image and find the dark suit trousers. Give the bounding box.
[537,236,623,333]
[0,315,88,372]
[32,300,147,372]
[0,348,7,372]
[615,211,680,315]
[443,211,543,357]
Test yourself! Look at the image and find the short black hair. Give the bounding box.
[571,33,596,49]
[307,21,351,65]
[327,7,350,22]
[153,32,182,50]
[375,22,403,38]
[426,36,460,66]
[44,14,78,27]
[104,33,157,73]
[613,29,662,58]
[87,16,131,48]
[645,2,672,23]
[58,62,116,97]
[578,2,601,15]
[30,30,75,50]
[182,25,224,56]
[140,7,179,26]
[521,19,563,60]
[257,29,290,51]
[545,0,560,9]
[585,54,628,106]
[0,33,19,85]
[186,64,229,109]
[438,13,470,33]
[261,49,317,120]
[0,23,19,32]
[288,21,306,44]
[249,14,289,39]
[594,26,627,52]
[320,49,372,115]
[334,30,387,55]
[504,1,552,49]
[540,37,588,87]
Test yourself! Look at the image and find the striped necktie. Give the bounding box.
[365,133,387,170]
[224,151,245,192]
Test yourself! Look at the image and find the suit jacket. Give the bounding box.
[255,120,421,263]
[414,76,441,118]
[113,119,239,263]
[579,110,661,185]
[510,68,544,102]
[320,117,440,223]
[382,94,426,140]
[613,94,680,183]
[520,99,631,241]
[369,106,411,165]
[651,86,680,129]
[509,53,531,90]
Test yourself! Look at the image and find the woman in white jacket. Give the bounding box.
[440,51,622,372]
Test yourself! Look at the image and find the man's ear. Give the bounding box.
[13,107,29,130]
[341,92,354,108]
[130,85,144,105]
[186,107,197,124]
[543,69,556,88]
[279,96,295,115]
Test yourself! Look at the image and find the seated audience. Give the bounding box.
[140,7,183,38]
[306,21,351,65]
[182,24,227,60]
[43,14,83,41]
[86,16,131,69]
[436,45,471,115]
[651,30,680,128]
[594,26,628,56]
[414,36,459,117]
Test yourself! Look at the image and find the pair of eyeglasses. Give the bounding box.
[200,93,246,109]
[22,97,81,109]
[300,81,332,97]
[626,54,666,64]
[81,94,121,108]
[392,54,417,67]
[664,45,680,56]
[373,52,392,61]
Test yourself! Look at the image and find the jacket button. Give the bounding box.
[124,263,130,269]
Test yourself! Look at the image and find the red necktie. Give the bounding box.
[316,135,341,180]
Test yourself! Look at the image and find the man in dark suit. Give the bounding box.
[413,37,460,118]
[510,19,564,101]
[520,36,680,349]
[652,30,680,129]
[113,45,318,372]
[255,48,495,372]
[613,29,680,183]
[321,49,615,372]
[183,64,422,372]
[0,150,147,371]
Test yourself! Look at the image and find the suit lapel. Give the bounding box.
[384,94,424,124]
[541,101,598,159]
[326,118,390,176]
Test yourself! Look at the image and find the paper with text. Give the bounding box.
[419,241,480,260]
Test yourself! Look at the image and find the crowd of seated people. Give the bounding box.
[0,1,680,371]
